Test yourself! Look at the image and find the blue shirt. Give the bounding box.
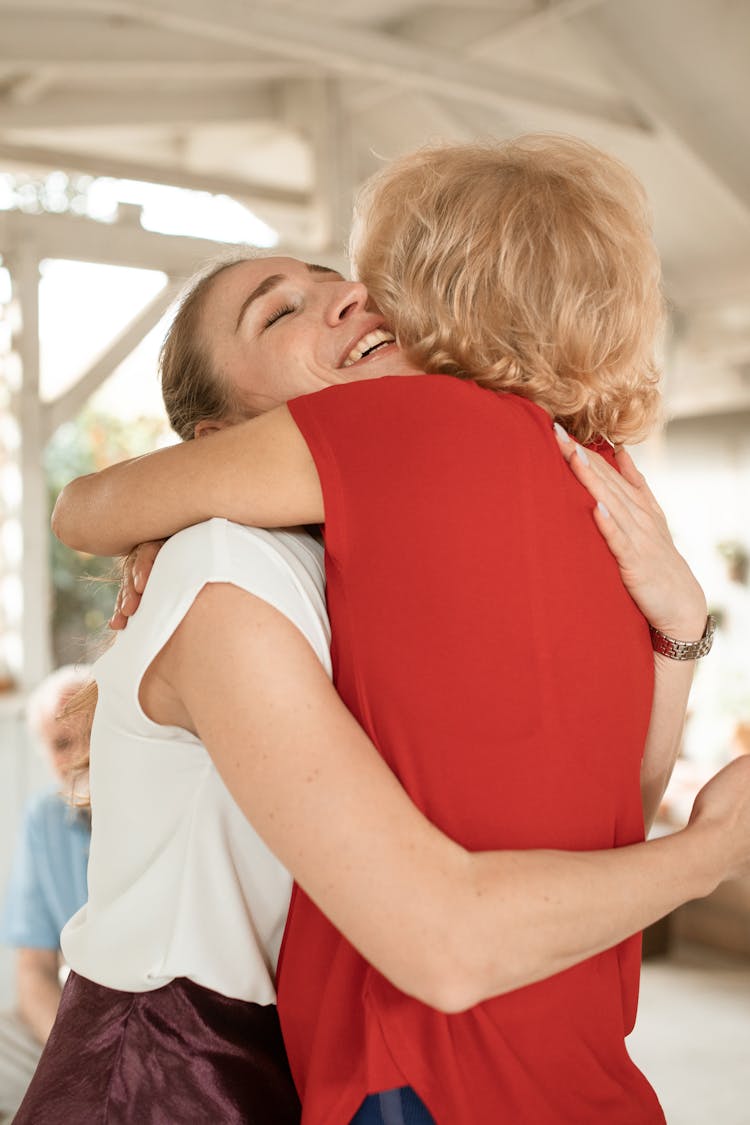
[0,786,90,950]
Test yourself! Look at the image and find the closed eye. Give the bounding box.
[263,303,296,329]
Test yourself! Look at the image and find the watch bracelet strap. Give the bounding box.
[648,614,716,660]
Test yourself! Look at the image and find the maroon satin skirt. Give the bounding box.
[14,971,301,1124]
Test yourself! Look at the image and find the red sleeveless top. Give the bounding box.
[281,375,663,1125]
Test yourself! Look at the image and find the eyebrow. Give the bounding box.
[234,263,343,332]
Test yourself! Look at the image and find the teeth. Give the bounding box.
[342,328,395,367]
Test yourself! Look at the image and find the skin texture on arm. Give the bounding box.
[111,434,708,836]
[51,406,323,557]
[555,432,707,831]
[143,580,750,1015]
[16,948,62,1045]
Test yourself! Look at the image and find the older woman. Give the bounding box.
[48,137,748,1125]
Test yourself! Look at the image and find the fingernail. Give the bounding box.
[597,501,610,518]
[553,422,570,443]
[574,445,589,466]
[133,571,143,593]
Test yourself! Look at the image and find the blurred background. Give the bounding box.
[0,2,748,1121]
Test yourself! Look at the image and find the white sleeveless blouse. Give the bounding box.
[62,519,331,1003]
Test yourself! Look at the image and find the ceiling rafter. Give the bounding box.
[574,20,750,221]
[0,11,312,79]
[0,207,349,275]
[467,0,608,54]
[341,0,609,127]
[0,87,277,130]
[0,141,311,212]
[0,0,649,131]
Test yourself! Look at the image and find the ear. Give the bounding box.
[193,418,232,440]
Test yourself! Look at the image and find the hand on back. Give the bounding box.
[554,427,707,641]
[110,540,165,629]
[688,755,750,884]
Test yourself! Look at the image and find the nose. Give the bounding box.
[326,279,369,324]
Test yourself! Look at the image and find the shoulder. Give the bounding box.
[22,787,65,831]
[290,374,549,434]
[291,373,470,417]
[149,521,331,673]
[288,375,497,458]
[146,520,320,596]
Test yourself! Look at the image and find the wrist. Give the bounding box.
[680,820,727,899]
[649,614,715,661]
[648,585,707,641]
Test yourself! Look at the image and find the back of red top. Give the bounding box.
[282,375,663,1125]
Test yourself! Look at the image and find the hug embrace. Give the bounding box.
[18,136,749,1125]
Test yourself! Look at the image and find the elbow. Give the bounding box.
[403,940,498,1015]
[403,924,547,1014]
[418,977,480,1015]
[51,479,87,551]
[50,489,67,543]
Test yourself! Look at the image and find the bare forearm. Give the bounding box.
[640,655,698,830]
[51,406,322,556]
[640,601,707,831]
[175,584,749,1015]
[17,950,62,1045]
[452,823,716,1011]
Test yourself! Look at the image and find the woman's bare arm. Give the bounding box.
[555,434,707,831]
[105,429,709,843]
[155,581,750,1015]
[52,406,322,557]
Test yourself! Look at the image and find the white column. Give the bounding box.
[10,242,52,690]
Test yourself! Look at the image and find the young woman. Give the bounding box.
[47,137,749,1125]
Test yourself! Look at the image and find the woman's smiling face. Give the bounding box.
[200,256,420,418]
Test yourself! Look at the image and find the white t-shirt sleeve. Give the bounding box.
[96,519,331,726]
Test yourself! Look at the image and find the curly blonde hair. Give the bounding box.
[352,135,665,444]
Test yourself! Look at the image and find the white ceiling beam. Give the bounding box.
[0,208,348,277]
[0,87,275,129]
[283,79,356,254]
[0,141,310,212]
[667,381,750,423]
[574,21,750,219]
[42,280,180,439]
[1,0,649,131]
[0,208,254,273]
[6,74,53,105]
[0,61,307,84]
[468,0,608,54]
[0,12,311,79]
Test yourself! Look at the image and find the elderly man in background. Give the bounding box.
[0,665,91,1120]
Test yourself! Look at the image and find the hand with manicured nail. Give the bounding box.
[109,539,167,630]
[552,425,706,643]
[553,422,708,828]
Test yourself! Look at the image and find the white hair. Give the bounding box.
[25,664,93,736]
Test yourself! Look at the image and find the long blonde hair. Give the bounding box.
[353,135,665,444]
[160,253,256,441]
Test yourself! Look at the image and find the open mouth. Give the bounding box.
[342,328,395,367]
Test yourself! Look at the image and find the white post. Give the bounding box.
[10,242,52,690]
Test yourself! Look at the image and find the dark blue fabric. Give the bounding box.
[351,1087,435,1124]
